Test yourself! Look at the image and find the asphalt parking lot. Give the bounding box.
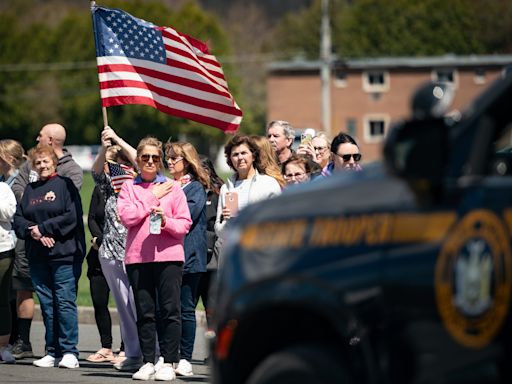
[1,321,210,383]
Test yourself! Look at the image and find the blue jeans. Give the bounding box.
[30,260,81,357]
[180,273,202,361]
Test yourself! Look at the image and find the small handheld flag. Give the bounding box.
[108,161,135,194]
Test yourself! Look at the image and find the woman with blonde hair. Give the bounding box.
[251,135,285,188]
[165,141,208,376]
[0,139,34,360]
[0,140,26,182]
[118,136,191,381]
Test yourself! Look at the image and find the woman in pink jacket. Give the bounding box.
[117,137,192,381]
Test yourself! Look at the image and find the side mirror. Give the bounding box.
[384,82,453,202]
[411,82,454,120]
[384,117,449,184]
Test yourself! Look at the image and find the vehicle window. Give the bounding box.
[490,122,512,176]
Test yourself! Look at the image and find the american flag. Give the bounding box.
[91,6,242,133]
[108,162,135,194]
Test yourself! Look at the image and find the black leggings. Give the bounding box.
[89,271,113,349]
[0,252,14,336]
[197,270,216,312]
[127,261,182,364]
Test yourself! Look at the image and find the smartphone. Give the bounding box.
[149,211,162,234]
[225,191,239,217]
[300,128,316,145]
[300,133,312,146]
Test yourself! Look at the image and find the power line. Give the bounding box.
[0,51,305,72]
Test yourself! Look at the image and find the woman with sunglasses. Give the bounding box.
[324,132,363,175]
[118,137,192,381]
[165,141,210,377]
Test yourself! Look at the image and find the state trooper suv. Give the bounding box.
[210,70,512,384]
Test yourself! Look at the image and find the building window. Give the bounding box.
[474,68,486,85]
[346,118,357,138]
[362,70,390,93]
[432,68,458,88]
[335,70,347,88]
[363,114,389,143]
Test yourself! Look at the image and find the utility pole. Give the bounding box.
[320,0,332,137]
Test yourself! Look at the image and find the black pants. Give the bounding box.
[197,270,216,312]
[126,261,182,364]
[0,252,14,336]
[89,271,113,349]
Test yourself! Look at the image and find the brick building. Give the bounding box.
[267,55,512,162]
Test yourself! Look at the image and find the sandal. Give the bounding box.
[111,352,126,365]
[86,349,115,362]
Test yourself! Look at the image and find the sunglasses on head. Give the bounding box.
[335,153,362,162]
[140,154,161,162]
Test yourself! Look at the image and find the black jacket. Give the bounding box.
[13,175,85,263]
[86,185,106,276]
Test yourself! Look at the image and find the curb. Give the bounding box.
[34,305,207,327]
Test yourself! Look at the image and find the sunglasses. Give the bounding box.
[140,154,161,162]
[313,146,328,153]
[167,156,183,163]
[335,153,362,162]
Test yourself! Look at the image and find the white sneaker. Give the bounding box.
[154,356,164,371]
[132,362,155,380]
[155,363,176,381]
[33,354,55,368]
[58,353,79,369]
[0,345,15,364]
[114,356,142,371]
[175,359,193,376]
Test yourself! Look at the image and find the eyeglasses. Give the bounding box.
[313,146,328,154]
[334,153,361,162]
[140,154,161,162]
[167,156,183,163]
[284,172,307,181]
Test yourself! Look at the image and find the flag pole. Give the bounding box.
[92,1,110,141]
[102,106,109,128]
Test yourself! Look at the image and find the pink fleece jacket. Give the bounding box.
[117,178,192,265]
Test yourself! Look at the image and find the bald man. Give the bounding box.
[12,124,83,199]
[10,123,83,360]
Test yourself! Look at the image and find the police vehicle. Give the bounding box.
[210,72,512,384]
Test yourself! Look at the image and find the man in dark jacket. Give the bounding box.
[10,123,83,360]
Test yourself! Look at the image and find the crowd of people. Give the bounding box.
[0,120,362,380]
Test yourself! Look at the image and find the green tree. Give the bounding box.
[269,0,512,59]
[0,0,248,156]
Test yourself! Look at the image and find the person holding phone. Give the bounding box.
[118,137,192,381]
[215,135,281,237]
[165,141,209,377]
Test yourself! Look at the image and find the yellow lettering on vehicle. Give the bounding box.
[239,220,307,250]
[239,212,456,251]
[391,212,456,243]
[308,214,393,247]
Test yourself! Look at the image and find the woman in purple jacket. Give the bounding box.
[118,137,192,381]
